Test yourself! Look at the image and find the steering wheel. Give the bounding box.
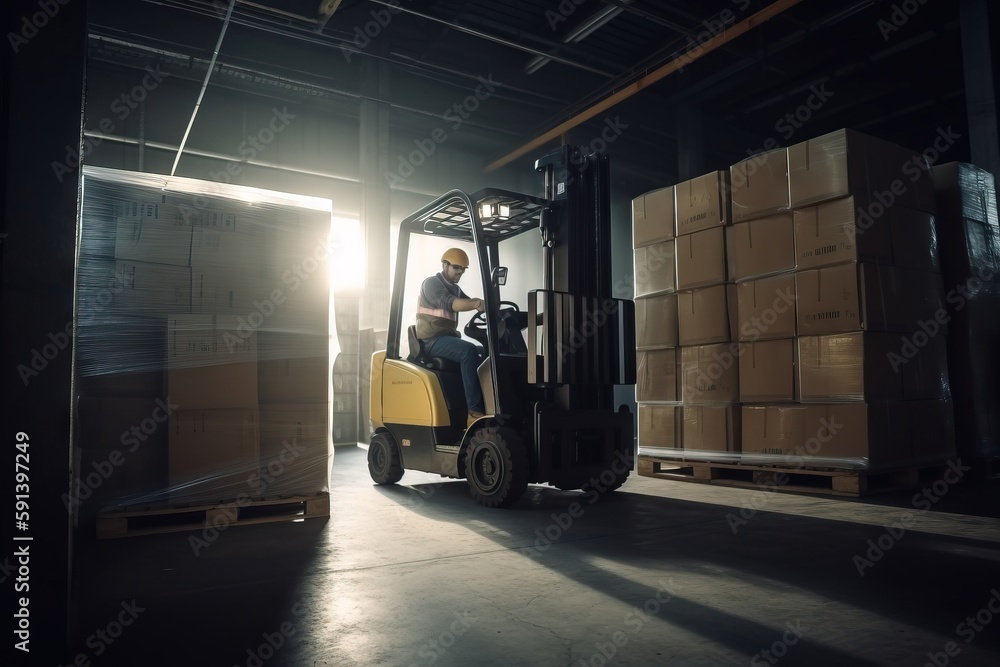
[465,300,521,346]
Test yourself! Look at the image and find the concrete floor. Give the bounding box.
[72,446,1000,666]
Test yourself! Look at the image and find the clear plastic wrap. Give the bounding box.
[75,166,337,520]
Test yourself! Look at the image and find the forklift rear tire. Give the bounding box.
[368,432,404,485]
[464,427,528,508]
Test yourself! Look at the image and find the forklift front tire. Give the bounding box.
[368,432,404,485]
[464,427,528,508]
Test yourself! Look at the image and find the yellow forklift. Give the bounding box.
[367,146,636,507]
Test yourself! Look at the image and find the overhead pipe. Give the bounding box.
[170,0,237,175]
[485,0,808,173]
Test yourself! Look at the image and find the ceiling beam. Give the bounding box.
[484,0,808,172]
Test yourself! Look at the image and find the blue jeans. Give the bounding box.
[424,335,485,413]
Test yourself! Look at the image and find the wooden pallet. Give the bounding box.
[637,456,948,497]
[96,493,330,539]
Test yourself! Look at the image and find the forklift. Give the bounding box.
[367,146,637,507]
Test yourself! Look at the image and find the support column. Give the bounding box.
[2,0,88,662]
[676,102,706,182]
[357,59,392,442]
[960,0,1000,184]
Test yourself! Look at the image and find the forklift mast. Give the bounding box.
[529,146,635,413]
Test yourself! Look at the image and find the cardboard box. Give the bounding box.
[676,227,726,289]
[795,263,898,335]
[730,213,795,280]
[167,314,258,409]
[635,348,679,403]
[191,268,278,320]
[675,171,729,236]
[190,226,266,271]
[682,405,740,452]
[741,403,910,469]
[797,333,902,401]
[77,397,172,451]
[789,129,936,213]
[739,339,796,403]
[908,400,957,461]
[634,241,676,297]
[168,409,260,502]
[678,284,737,346]
[741,405,811,458]
[735,274,797,341]
[897,268,946,327]
[635,294,678,349]
[681,343,740,404]
[259,402,332,495]
[731,149,789,223]
[632,187,675,247]
[794,196,893,270]
[114,261,191,313]
[259,356,330,403]
[637,404,680,448]
[115,218,193,267]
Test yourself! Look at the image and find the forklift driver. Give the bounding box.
[416,248,488,425]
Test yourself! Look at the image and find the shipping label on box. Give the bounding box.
[114,261,191,314]
[736,274,796,341]
[730,213,795,280]
[681,343,740,404]
[797,332,902,401]
[675,171,729,236]
[678,284,737,346]
[739,339,796,403]
[638,404,680,448]
[634,240,676,297]
[115,218,193,267]
[682,405,740,452]
[635,293,678,349]
[794,196,893,270]
[795,263,898,335]
[676,227,727,289]
[731,149,790,223]
[635,348,679,403]
[168,409,260,502]
[632,186,675,247]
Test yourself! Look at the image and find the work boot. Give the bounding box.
[467,410,485,428]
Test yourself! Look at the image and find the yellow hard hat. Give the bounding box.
[441,248,470,268]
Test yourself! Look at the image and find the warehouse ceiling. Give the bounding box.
[86,0,980,187]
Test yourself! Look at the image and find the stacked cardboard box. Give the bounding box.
[932,163,1000,462]
[76,168,334,515]
[635,172,740,457]
[738,129,953,469]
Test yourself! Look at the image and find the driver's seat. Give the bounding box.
[407,325,461,373]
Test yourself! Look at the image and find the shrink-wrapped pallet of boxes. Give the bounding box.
[77,167,336,538]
